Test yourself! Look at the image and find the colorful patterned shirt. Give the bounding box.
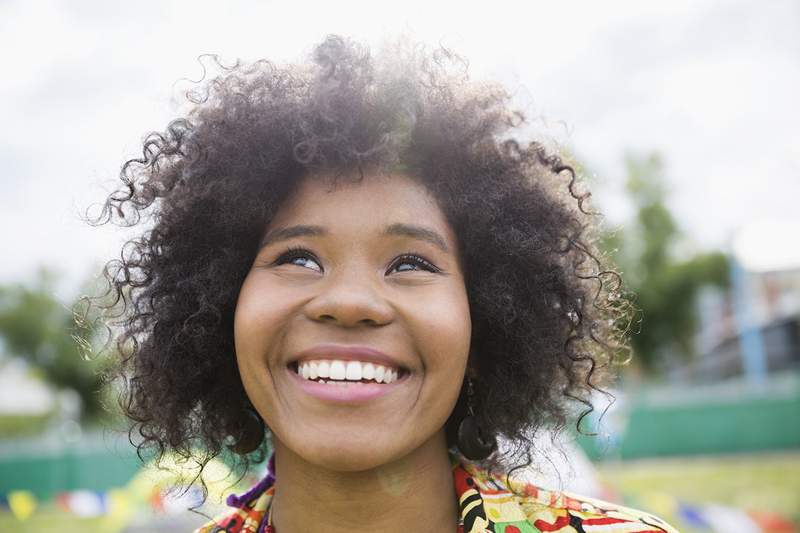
[195,451,679,533]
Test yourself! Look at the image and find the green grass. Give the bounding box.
[0,506,109,533]
[597,451,800,530]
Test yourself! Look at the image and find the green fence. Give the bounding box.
[0,432,142,500]
[580,371,800,460]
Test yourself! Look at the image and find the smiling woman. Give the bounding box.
[89,35,678,532]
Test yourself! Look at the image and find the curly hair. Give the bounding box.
[89,35,630,487]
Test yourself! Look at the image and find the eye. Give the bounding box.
[388,253,441,274]
[273,246,322,272]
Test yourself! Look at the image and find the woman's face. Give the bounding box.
[234,171,471,471]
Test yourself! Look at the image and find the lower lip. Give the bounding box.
[287,367,406,403]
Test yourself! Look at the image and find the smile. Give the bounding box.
[293,359,401,384]
[287,361,409,403]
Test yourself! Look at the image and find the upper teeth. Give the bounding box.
[297,360,400,384]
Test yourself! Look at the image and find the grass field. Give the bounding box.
[0,507,108,533]
[597,451,800,531]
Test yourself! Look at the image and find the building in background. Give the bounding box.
[678,219,800,382]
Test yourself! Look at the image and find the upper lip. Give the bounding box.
[291,344,407,371]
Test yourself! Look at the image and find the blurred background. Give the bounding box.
[1,0,798,531]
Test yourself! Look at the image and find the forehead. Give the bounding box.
[269,172,454,239]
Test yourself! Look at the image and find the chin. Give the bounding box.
[271,416,451,474]
[281,432,411,473]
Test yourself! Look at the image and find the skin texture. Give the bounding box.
[233,171,469,532]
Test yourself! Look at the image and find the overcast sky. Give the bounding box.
[1,0,798,295]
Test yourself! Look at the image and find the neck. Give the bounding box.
[270,430,458,533]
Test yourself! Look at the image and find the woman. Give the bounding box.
[94,35,679,532]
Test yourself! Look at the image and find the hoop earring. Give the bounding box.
[229,406,265,455]
[456,376,497,461]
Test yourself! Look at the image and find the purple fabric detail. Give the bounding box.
[257,510,271,533]
[268,453,275,481]
[225,451,276,509]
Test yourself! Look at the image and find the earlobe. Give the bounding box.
[229,405,266,455]
[456,375,497,461]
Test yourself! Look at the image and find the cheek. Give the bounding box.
[233,275,290,374]
[415,288,471,433]
[412,284,471,372]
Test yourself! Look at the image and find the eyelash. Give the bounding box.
[272,245,441,274]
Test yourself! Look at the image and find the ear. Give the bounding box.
[228,406,265,455]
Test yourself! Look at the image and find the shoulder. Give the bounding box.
[455,461,680,533]
[521,489,680,533]
[193,486,273,533]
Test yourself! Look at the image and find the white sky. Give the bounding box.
[1,0,798,296]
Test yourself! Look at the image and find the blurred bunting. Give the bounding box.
[8,490,37,521]
[66,489,107,517]
[746,510,796,533]
[700,504,762,533]
[105,488,134,529]
[677,502,710,528]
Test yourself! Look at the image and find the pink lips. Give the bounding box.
[288,366,406,402]
[291,344,404,369]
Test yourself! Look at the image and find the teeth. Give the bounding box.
[296,359,401,384]
[362,363,375,380]
[345,361,362,380]
[329,360,346,380]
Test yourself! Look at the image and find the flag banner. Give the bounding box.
[8,490,37,521]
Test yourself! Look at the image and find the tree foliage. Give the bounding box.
[601,153,730,370]
[0,268,107,420]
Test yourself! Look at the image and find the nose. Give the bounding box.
[304,264,394,327]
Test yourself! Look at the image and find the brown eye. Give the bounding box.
[388,254,440,274]
[274,246,322,272]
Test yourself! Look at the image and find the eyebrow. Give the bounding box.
[259,223,450,253]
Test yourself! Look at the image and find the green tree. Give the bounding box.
[0,268,108,420]
[602,153,730,370]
